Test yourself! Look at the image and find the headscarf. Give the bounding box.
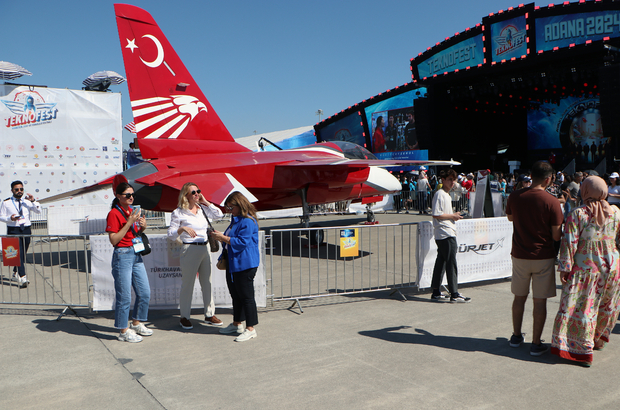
[580,176,612,227]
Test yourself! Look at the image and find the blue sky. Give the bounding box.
[4,0,523,147]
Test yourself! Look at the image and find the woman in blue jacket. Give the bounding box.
[212,191,260,342]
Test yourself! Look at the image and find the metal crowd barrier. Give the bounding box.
[1,235,91,319]
[392,191,470,215]
[144,210,167,228]
[268,223,418,311]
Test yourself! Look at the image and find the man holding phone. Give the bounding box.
[0,181,41,287]
[430,169,471,303]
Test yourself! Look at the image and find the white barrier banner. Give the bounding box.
[418,217,513,288]
[47,204,110,235]
[91,233,267,311]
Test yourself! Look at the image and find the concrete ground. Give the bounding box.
[2,211,619,409]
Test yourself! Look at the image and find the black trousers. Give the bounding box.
[226,267,259,327]
[7,225,31,277]
[431,236,459,295]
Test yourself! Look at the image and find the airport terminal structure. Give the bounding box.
[314,0,620,173]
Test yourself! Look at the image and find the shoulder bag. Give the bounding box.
[199,204,220,253]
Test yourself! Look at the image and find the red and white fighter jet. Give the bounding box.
[42,4,458,224]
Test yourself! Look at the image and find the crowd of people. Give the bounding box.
[393,170,477,214]
[422,162,620,367]
[5,158,619,365]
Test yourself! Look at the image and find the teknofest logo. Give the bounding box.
[2,90,58,129]
[494,25,526,58]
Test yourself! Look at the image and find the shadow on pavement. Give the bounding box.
[359,325,560,363]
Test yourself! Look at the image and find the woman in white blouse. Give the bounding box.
[168,182,224,330]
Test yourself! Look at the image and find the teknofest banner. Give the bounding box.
[0,85,123,207]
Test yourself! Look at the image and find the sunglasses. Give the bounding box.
[121,193,134,199]
[225,205,235,210]
[190,190,201,195]
[13,187,24,191]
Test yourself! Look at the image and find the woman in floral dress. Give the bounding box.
[551,176,620,366]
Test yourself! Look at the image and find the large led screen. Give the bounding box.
[535,10,620,52]
[364,89,428,163]
[316,111,366,148]
[527,95,608,164]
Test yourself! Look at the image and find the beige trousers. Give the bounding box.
[179,244,215,319]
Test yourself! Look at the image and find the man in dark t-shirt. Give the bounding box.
[505,161,563,357]
[404,111,418,150]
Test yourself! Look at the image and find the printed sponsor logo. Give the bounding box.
[458,237,506,255]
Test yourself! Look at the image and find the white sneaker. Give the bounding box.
[129,322,153,336]
[118,328,143,343]
[13,273,28,287]
[219,323,243,334]
[235,328,257,342]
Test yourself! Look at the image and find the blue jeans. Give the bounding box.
[111,247,151,329]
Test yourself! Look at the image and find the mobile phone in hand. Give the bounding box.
[133,205,141,215]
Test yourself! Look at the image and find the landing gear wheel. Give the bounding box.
[308,226,325,245]
[366,211,375,223]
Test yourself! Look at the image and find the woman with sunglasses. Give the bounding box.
[105,182,152,343]
[168,182,224,330]
[212,191,260,342]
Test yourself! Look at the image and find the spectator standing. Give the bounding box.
[0,181,41,287]
[430,169,470,303]
[168,182,224,330]
[606,172,620,209]
[505,161,563,356]
[551,176,620,367]
[568,172,583,205]
[105,182,152,343]
[417,171,430,214]
[399,175,410,213]
[212,192,261,342]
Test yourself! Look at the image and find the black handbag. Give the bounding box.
[138,232,152,256]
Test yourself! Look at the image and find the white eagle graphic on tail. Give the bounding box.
[131,95,207,139]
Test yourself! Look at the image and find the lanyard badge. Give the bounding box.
[132,237,145,253]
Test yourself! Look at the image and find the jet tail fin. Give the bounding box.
[114,4,249,159]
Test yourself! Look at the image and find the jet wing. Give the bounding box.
[137,172,258,206]
[38,182,113,204]
[276,158,461,167]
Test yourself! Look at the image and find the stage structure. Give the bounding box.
[316,1,620,173]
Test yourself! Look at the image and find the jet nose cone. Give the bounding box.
[367,167,401,193]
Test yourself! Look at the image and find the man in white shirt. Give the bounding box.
[417,171,430,214]
[430,169,471,303]
[0,181,41,287]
